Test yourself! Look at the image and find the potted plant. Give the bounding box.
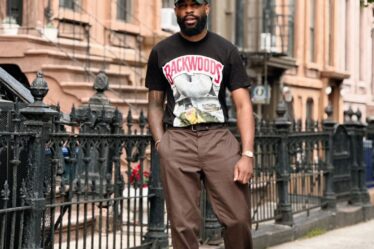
[1,16,19,35]
[42,22,58,41]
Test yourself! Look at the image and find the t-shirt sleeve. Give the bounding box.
[227,47,251,91]
[145,49,167,91]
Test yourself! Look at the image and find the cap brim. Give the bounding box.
[175,0,207,5]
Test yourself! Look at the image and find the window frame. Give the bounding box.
[162,0,175,8]
[309,0,316,63]
[116,0,132,22]
[327,0,334,66]
[59,0,81,11]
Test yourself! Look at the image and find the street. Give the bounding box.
[268,219,374,249]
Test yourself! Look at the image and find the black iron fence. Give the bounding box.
[0,72,372,249]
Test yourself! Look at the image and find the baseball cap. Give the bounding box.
[175,0,208,5]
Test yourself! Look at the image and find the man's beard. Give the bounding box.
[177,14,208,36]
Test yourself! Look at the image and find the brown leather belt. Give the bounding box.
[166,123,227,132]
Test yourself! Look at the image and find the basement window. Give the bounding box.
[59,0,81,11]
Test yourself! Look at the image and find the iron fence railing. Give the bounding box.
[0,72,372,249]
[41,133,153,249]
[251,135,279,229]
[287,133,328,215]
[0,131,33,249]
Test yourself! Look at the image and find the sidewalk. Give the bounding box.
[199,200,374,249]
[268,219,374,249]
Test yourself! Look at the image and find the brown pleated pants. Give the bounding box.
[158,128,253,249]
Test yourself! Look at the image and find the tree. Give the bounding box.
[361,0,374,7]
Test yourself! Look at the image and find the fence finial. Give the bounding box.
[113,107,123,128]
[344,106,354,123]
[324,101,333,120]
[276,99,287,120]
[127,109,133,134]
[70,104,77,123]
[30,71,49,102]
[275,98,291,129]
[93,71,109,93]
[139,109,146,134]
[356,108,362,123]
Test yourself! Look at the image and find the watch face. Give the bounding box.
[242,151,254,157]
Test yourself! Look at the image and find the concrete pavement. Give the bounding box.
[268,219,374,249]
[194,188,374,249]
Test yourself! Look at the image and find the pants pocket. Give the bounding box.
[158,130,169,155]
[226,129,241,152]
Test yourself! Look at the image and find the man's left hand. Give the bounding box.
[234,156,253,184]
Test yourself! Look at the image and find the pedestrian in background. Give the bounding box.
[146,0,255,248]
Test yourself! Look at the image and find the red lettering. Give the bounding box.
[163,55,223,85]
[204,58,210,72]
[197,57,203,71]
[210,60,216,75]
[177,58,182,72]
[171,61,177,76]
[188,56,198,71]
[163,65,173,84]
[214,64,223,84]
[181,57,189,72]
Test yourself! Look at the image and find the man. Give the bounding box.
[146,0,254,248]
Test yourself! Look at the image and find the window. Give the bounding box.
[286,97,295,121]
[345,0,350,71]
[306,98,314,130]
[359,7,364,81]
[235,0,244,48]
[327,0,334,66]
[309,0,316,62]
[59,0,80,10]
[6,0,22,24]
[117,0,132,22]
[162,0,174,8]
[288,0,295,57]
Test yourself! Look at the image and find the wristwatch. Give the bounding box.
[241,150,254,158]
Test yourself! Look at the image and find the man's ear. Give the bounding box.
[205,4,210,16]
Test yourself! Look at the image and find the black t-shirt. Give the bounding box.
[145,31,250,127]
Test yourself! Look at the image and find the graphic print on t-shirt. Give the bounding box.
[162,55,224,127]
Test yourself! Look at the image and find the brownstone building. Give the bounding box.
[211,0,373,125]
[1,0,373,126]
[0,0,171,120]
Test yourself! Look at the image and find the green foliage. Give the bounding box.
[361,0,374,7]
[303,228,327,238]
[45,22,55,28]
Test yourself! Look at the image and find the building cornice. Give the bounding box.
[266,56,297,70]
[320,69,350,81]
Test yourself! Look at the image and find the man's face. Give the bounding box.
[175,0,209,36]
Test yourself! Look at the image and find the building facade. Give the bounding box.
[210,0,374,126]
[341,0,374,122]
[209,0,295,122]
[0,0,373,125]
[0,0,170,119]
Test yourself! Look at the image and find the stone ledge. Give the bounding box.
[252,204,374,249]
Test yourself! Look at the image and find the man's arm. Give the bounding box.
[148,90,165,150]
[231,87,255,184]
